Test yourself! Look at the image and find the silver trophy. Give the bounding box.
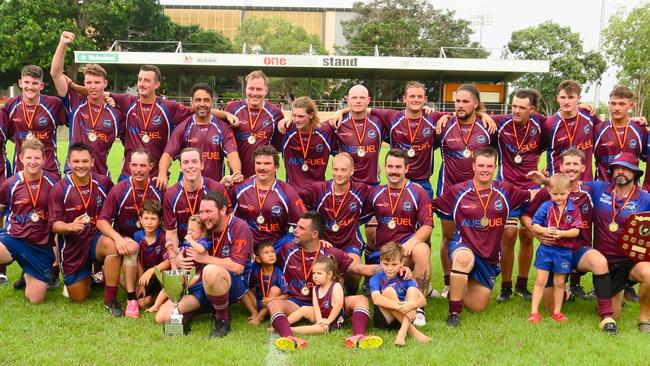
[155,267,196,336]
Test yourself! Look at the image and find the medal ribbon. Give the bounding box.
[456,115,477,149]
[260,269,274,298]
[138,98,155,133]
[87,99,105,130]
[246,103,264,132]
[21,99,40,132]
[387,182,407,218]
[255,179,275,216]
[352,117,368,147]
[549,202,567,229]
[212,215,230,257]
[129,177,149,215]
[70,174,94,211]
[611,121,629,150]
[560,114,581,147]
[301,243,321,288]
[331,181,350,221]
[611,186,636,223]
[24,173,43,211]
[472,180,493,218]
[406,116,424,146]
[182,179,203,216]
[512,119,532,153]
[297,128,314,162]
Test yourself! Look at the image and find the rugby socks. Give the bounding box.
[501,280,512,290]
[351,307,370,336]
[515,276,528,292]
[270,312,292,337]
[569,273,582,287]
[593,273,614,318]
[444,275,450,287]
[207,293,230,320]
[105,285,118,304]
[449,300,463,315]
[127,292,136,301]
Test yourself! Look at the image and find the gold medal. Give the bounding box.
[387,220,397,230]
[301,163,309,172]
[301,286,310,296]
[514,154,523,164]
[88,132,97,142]
[247,135,256,144]
[141,133,150,143]
[462,148,472,158]
[256,215,265,224]
[331,223,340,232]
[609,222,619,232]
[81,212,91,225]
[480,216,489,227]
[30,212,40,223]
[357,148,366,157]
[407,148,416,157]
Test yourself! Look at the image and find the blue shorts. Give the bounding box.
[61,233,101,286]
[544,246,591,288]
[341,242,362,257]
[411,178,433,199]
[190,272,250,309]
[273,233,296,253]
[288,297,312,307]
[0,233,55,283]
[534,244,572,274]
[448,241,501,290]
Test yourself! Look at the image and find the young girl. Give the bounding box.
[147,215,212,312]
[275,256,344,350]
[529,174,582,323]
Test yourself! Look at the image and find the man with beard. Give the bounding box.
[156,191,254,338]
[159,83,242,183]
[97,149,163,317]
[525,148,618,333]
[49,143,114,303]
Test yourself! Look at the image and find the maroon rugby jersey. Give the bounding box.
[164,115,238,181]
[335,114,384,185]
[111,93,193,178]
[370,180,433,249]
[371,108,441,180]
[278,243,352,303]
[97,177,163,237]
[531,200,583,249]
[163,177,228,241]
[493,114,545,190]
[279,123,335,192]
[300,180,372,250]
[232,177,306,244]
[65,91,125,176]
[524,185,594,251]
[48,174,113,275]
[0,172,58,246]
[543,110,600,181]
[593,120,647,182]
[226,100,284,178]
[436,116,494,196]
[3,95,67,177]
[433,180,529,264]
[210,214,254,268]
[135,228,168,270]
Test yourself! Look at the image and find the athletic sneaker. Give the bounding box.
[0,273,8,286]
[552,312,569,322]
[440,285,450,299]
[92,270,104,285]
[638,320,650,333]
[345,335,383,349]
[13,272,25,289]
[275,336,307,351]
[527,313,541,324]
[496,287,512,303]
[209,319,230,338]
[599,317,619,335]
[570,285,594,300]
[426,287,441,299]
[413,308,426,327]
[624,286,640,303]
[105,299,124,317]
[125,300,140,319]
[445,313,460,327]
[514,287,532,301]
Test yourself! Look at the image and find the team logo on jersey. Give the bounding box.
[38,117,48,126]
[155,246,162,254]
[630,139,638,149]
[565,215,573,223]
[423,127,431,137]
[477,135,487,144]
[529,126,538,136]
[583,125,591,134]
[97,197,103,206]
[581,204,590,214]
[403,201,413,211]
[367,130,377,139]
[262,119,271,128]
[624,202,637,212]
[103,119,112,128]
[271,205,282,217]
[211,135,221,145]
[349,202,358,212]
[220,245,230,257]
[152,115,162,125]
[494,200,504,211]
[315,144,324,153]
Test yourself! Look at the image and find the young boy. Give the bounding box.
[368,242,430,346]
[244,240,289,325]
[132,200,168,313]
[529,174,582,323]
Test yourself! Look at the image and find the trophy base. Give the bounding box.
[163,321,190,336]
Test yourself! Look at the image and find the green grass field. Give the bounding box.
[0,132,647,366]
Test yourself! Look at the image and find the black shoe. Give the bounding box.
[209,319,231,338]
[13,272,25,290]
[624,286,639,303]
[496,288,512,303]
[445,313,460,327]
[570,285,593,300]
[602,321,619,335]
[0,273,7,286]
[47,270,60,289]
[104,300,124,317]
[514,287,532,301]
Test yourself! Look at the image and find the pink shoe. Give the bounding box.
[125,299,140,319]
[552,312,569,322]
[527,313,541,324]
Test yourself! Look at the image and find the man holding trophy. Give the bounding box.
[156,191,254,338]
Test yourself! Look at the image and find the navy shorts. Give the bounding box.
[544,246,591,288]
[273,233,296,253]
[61,232,101,286]
[288,297,312,307]
[411,178,433,199]
[190,272,250,308]
[534,244,572,274]
[1,233,54,283]
[448,241,500,290]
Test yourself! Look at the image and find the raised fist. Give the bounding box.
[60,31,75,45]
